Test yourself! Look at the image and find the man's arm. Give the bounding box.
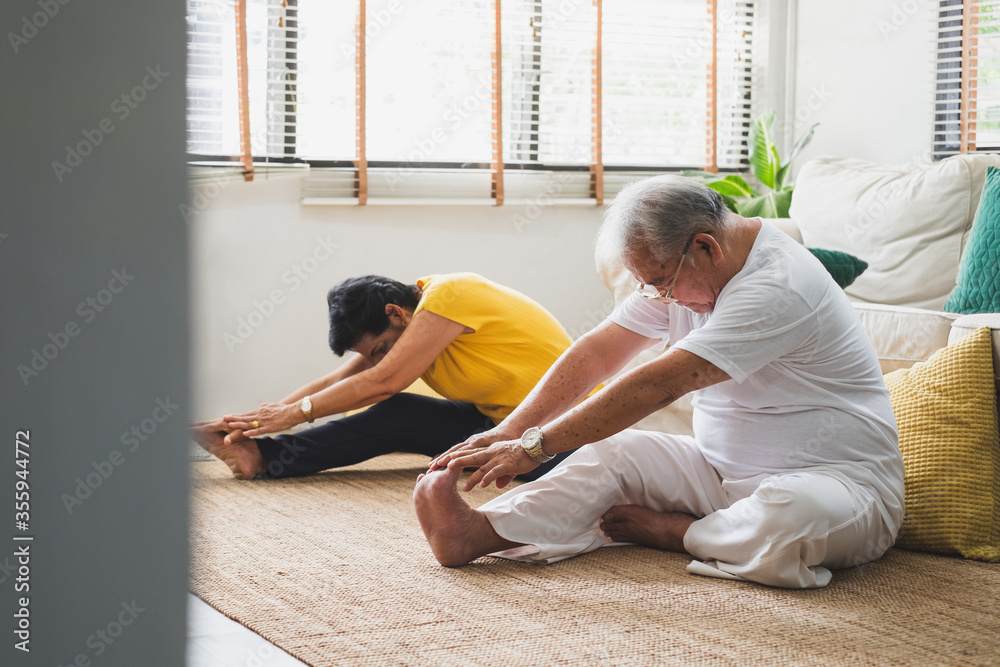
[430,319,658,470]
[452,347,731,490]
[536,347,729,453]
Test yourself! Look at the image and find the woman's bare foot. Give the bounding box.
[599,505,697,553]
[413,467,521,567]
[191,423,266,480]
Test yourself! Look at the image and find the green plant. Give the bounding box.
[701,112,817,218]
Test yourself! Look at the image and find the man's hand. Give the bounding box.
[446,438,539,491]
[429,425,519,471]
[223,402,301,441]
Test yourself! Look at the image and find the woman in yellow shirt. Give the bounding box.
[193,273,593,481]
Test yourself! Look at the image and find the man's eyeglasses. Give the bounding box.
[635,236,695,304]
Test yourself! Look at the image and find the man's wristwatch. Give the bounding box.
[301,395,315,423]
[520,427,554,463]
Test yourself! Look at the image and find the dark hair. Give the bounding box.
[326,275,420,356]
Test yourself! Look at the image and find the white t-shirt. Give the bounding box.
[609,220,904,527]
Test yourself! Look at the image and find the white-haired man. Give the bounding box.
[415,175,904,589]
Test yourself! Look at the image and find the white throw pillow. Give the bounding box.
[790,154,1000,310]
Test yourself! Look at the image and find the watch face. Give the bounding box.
[302,397,312,411]
[522,427,541,448]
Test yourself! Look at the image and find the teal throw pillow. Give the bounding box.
[945,166,1000,313]
[807,247,869,288]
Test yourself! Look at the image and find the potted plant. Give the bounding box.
[700,112,817,218]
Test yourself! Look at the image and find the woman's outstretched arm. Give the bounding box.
[223,310,467,439]
[278,353,374,405]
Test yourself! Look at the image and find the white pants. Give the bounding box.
[480,430,897,589]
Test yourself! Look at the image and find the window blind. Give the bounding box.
[934,0,1000,157]
[185,0,240,157]
[502,1,596,168]
[246,0,299,159]
[186,0,757,202]
[716,1,754,169]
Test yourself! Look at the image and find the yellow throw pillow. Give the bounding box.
[884,326,1000,561]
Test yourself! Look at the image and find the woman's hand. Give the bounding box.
[191,417,233,436]
[446,439,538,491]
[223,402,301,440]
[429,424,519,471]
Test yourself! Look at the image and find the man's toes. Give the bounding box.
[602,506,635,525]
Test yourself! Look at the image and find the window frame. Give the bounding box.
[185,0,758,201]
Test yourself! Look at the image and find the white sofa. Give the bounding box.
[598,154,1000,434]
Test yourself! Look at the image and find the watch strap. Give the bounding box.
[521,427,554,463]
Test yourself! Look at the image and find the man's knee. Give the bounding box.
[750,475,849,538]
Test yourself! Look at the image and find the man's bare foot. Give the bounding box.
[191,423,266,480]
[599,505,697,553]
[413,467,521,567]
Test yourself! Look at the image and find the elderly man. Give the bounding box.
[415,175,904,589]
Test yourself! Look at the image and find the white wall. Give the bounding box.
[190,171,612,419]
[790,0,935,170]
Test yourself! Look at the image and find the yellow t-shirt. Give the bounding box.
[414,273,589,424]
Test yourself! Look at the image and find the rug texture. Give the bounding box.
[190,454,1000,666]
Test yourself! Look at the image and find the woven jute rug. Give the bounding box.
[190,454,1000,666]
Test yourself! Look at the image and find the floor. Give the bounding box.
[187,593,307,667]
[187,447,308,666]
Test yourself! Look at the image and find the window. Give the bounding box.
[185,0,756,201]
[934,0,1000,158]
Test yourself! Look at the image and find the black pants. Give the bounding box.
[255,393,569,480]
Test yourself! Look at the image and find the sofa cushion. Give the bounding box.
[790,154,1000,310]
[883,326,1000,562]
[851,303,959,374]
[945,166,1000,313]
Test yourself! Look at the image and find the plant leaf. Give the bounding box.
[748,112,780,190]
[775,164,790,192]
[680,170,721,182]
[706,174,755,198]
[718,193,739,213]
[737,188,793,218]
[775,122,818,189]
[782,122,818,169]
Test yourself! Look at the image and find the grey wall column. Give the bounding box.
[0,1,189,665]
